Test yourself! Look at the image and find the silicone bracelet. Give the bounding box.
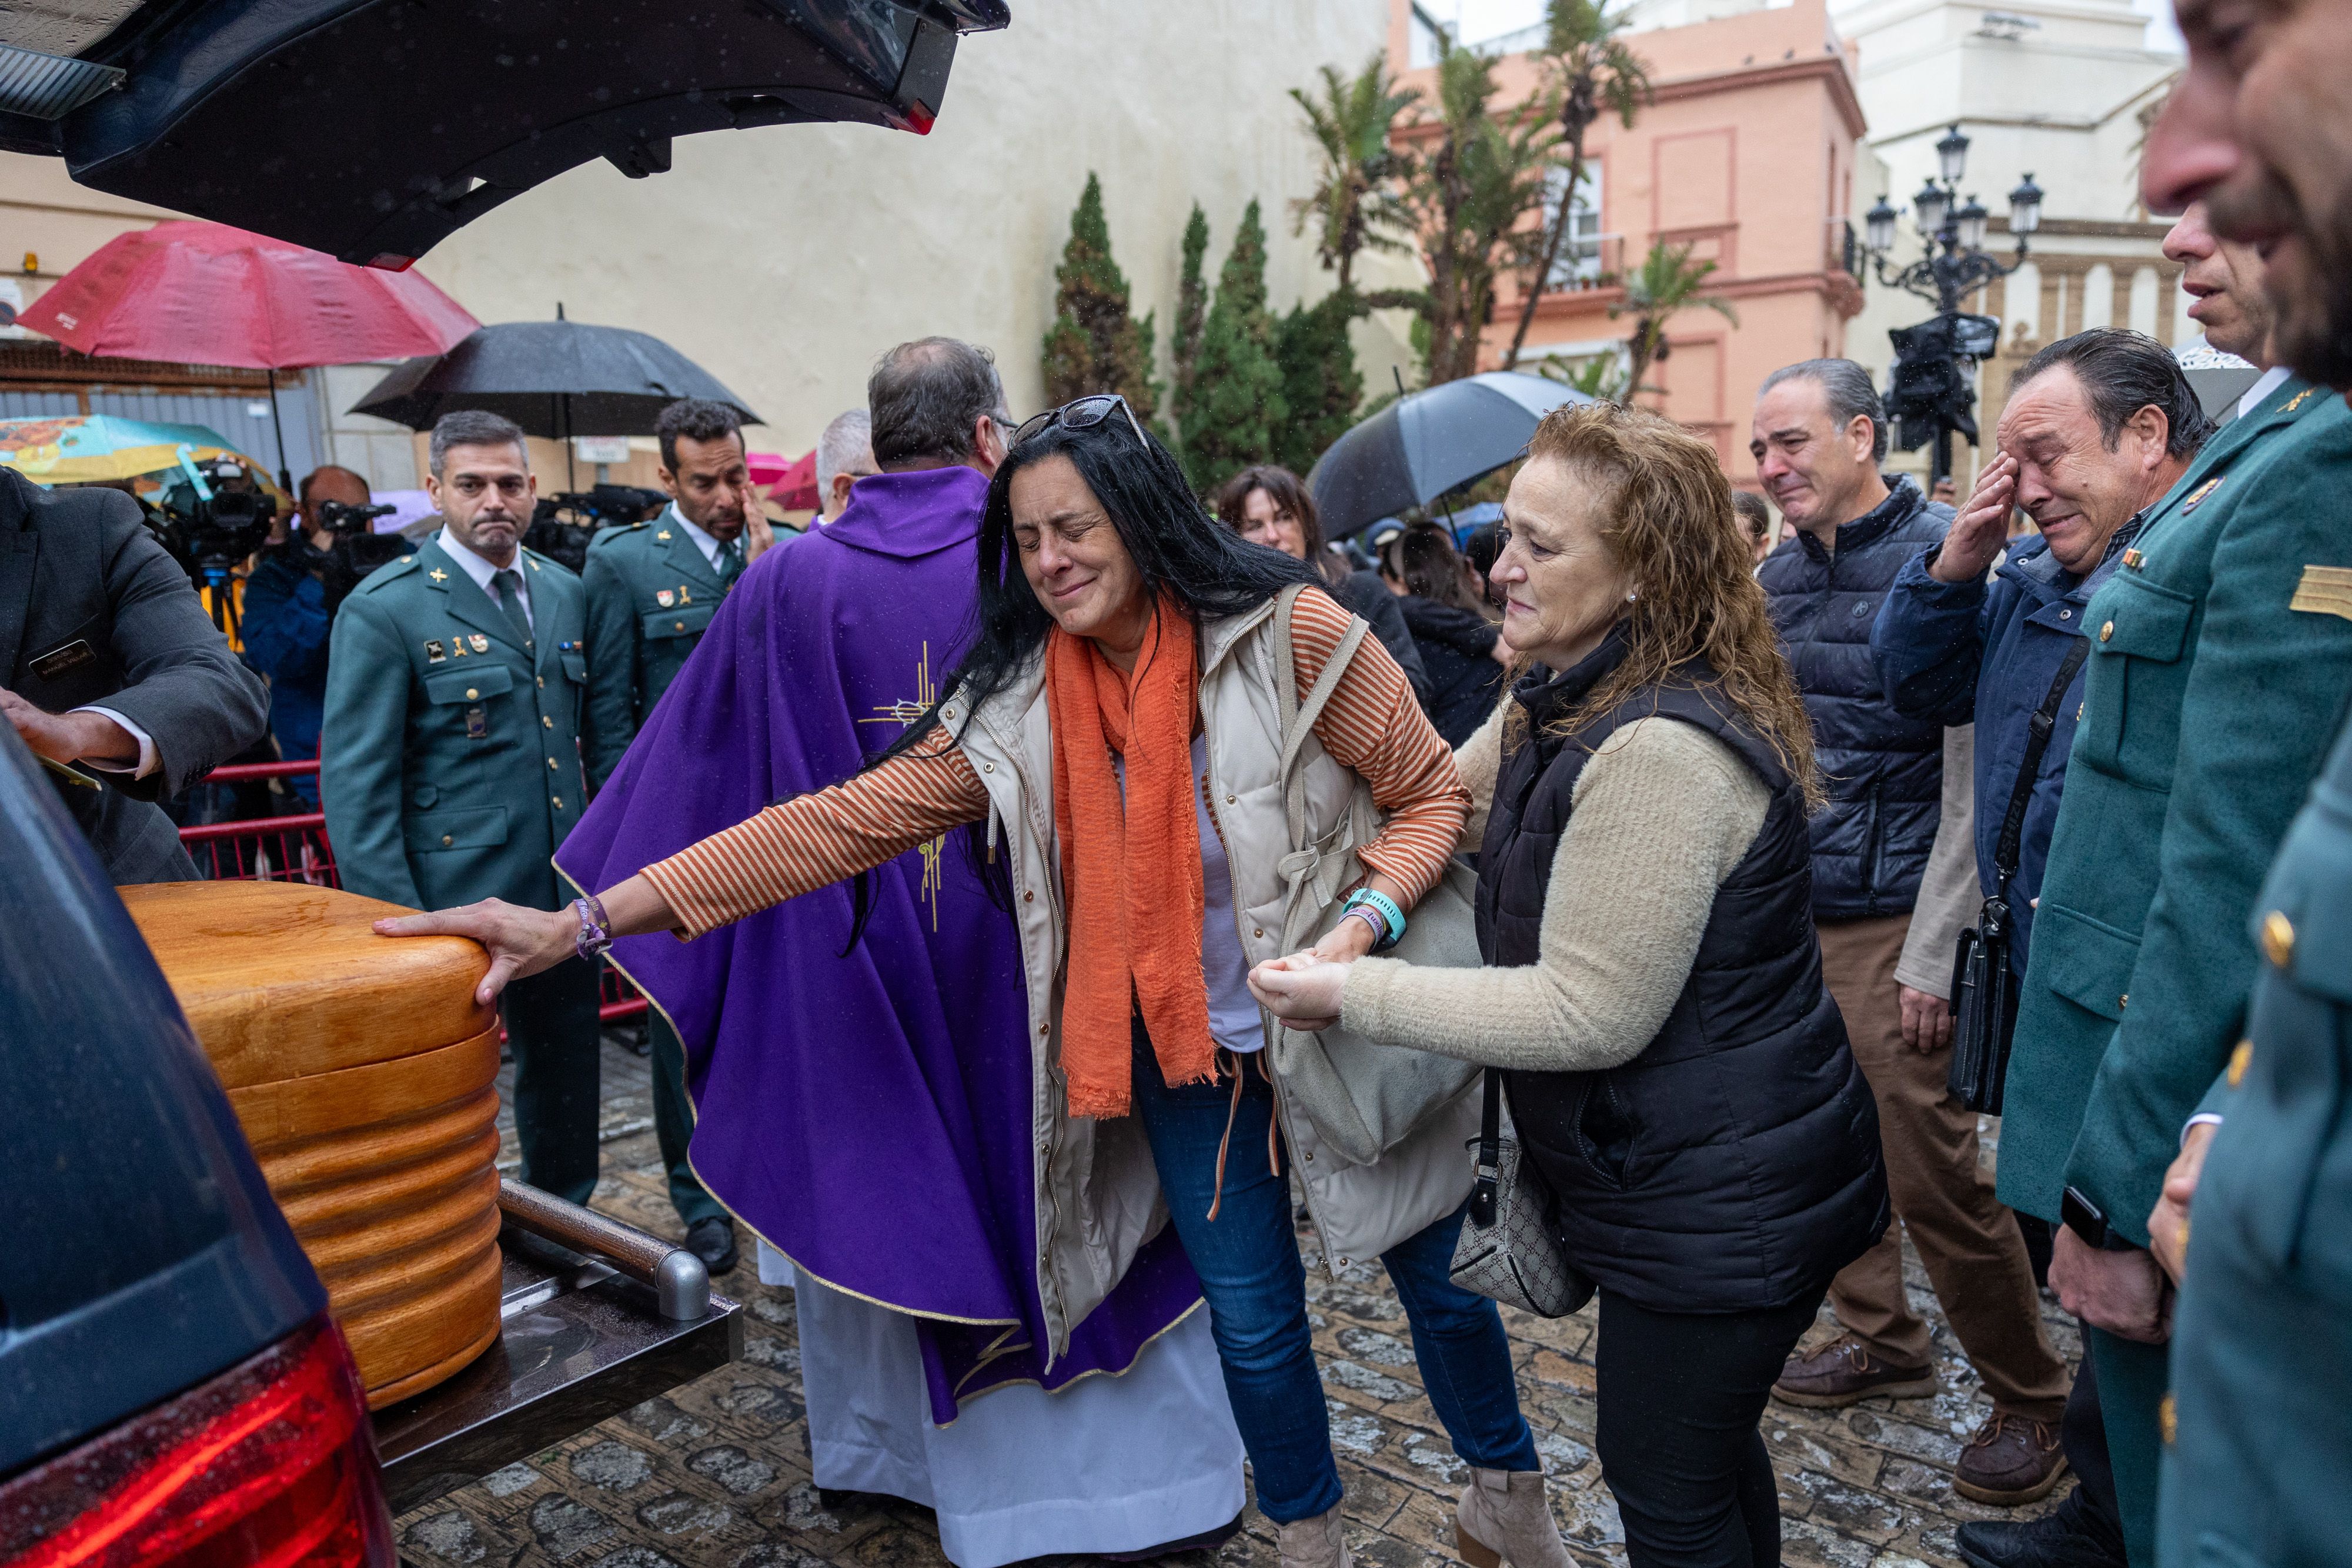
[1341,907,1387,947]
[1344,887,1406,952]
[573,894,614,962]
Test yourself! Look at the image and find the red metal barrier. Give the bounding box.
[176,760,649,1023]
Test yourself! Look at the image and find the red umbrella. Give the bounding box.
[18,220,479,486]
[768,450,818,511]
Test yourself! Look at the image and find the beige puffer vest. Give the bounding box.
[945,596,1478,1363]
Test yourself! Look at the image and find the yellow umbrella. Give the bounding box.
[0,414,292,507]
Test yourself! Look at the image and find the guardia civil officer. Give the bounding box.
[580,396,774,1271]
[2137,12,2352,1566]
[0,465,268,883]
[322,410,603,1207]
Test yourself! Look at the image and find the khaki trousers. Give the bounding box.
[1818,914,2069,1421]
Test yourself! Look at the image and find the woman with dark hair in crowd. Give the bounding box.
[1461,521,1505,606]
[393,397,1575,1568]
[1214,464,1429,708]
[1395,523,1511,746]
[1253,401,1888,1568]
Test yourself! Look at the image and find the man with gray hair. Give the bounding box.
[560,336,1246,1559]
[323,408,605,1210]
[1752,360,2074,1509]
[813,407,876,522]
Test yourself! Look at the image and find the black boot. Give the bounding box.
[1956,1510,2126,1568]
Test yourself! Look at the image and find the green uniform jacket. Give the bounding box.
[322,538,593,914]
[2158,710,2352,1568]
[580,513,730,789]
[2000,377,2352,1239]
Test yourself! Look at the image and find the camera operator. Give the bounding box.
[0,464,269,882]
[241,466,380,803]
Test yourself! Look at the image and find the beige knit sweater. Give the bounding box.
[1339,700,1771,1072]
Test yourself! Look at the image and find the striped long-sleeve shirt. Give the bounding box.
[642,586,1469,938]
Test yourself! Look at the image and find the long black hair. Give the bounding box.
[844,412,1317,944]
[887,412,1317,764]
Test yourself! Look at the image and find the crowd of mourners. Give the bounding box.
[27,11,2346,1565]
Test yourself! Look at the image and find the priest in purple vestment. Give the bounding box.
[555,340,1240,1566]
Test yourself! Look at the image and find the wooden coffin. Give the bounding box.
[121,880,503,1410]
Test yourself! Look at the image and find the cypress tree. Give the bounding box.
[1272,287,1362,476]
[1040,173,1160,423]
[1167,203,1212,442]
[1180,199,1288,494]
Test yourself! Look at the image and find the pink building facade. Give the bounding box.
[1389,0,1869,489]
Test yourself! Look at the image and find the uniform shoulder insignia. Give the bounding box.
[2284,386,2320,414]
[355,554,420,594]
[2290,564,2352,623]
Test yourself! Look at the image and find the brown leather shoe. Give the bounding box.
[1770,1334,1938,1407]
[1953,1412,2069,1505]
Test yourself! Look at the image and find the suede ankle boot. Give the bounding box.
[1275,1505,1350,1568]
[1455,1466,1572,1568]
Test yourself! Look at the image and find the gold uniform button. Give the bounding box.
[536,676,544,688]
[674,620,686,631]
[2119,994,2129,1009]
[552,795,564,810]
[2261,910,2296,968]
[465,687,479,700]
[547,757,559,770]
[441,834,453,847]
[543,716,553,729]
[2159,1393,2178,1446]
[2229,1038,2253,1087]
[2099,620,2115,643]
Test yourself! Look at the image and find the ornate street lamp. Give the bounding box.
[1857,125,2054,490]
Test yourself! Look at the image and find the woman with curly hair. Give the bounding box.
[1253,401,1889,1568]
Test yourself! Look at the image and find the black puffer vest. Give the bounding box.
[1476,637,1889,1312]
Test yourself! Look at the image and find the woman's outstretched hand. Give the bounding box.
[1248,952,1347,1032]
[375,898,578,1007]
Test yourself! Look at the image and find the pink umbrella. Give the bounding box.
[768,450,818,511]
[18,220,479,486]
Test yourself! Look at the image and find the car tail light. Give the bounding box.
[0,1317,395,1568]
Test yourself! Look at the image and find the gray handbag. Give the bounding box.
[1448,1071,1595,1318]
[1265,584,1484,1165]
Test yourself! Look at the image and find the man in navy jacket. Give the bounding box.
[1755,359,2072,1510]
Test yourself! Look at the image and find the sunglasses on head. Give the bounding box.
[1013,393,1148,449]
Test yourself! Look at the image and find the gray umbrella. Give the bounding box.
[352,317,759,439]
[1307,372,1593,540]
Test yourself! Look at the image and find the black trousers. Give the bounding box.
[502,955,603,1206]
[2053,1346,2126,1558]
[1595,1287,1826,1568]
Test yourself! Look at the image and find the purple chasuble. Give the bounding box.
[557,466,1199,1421]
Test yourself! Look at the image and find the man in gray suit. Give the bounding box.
[0,467,268,884]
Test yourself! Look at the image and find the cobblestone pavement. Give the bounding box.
[396,1032,2073,1568]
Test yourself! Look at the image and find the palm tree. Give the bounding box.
[1502,0,1653,370]
[1289,55,1421,294]
[1613,239,1738,401]
[1392,42,1561,384]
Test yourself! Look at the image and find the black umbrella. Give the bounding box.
[1307,372,1594,540]
[352,317,760,440]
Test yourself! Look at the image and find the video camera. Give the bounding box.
[147,457,279,594]
[312,498,407,613]
[523,484,668,574]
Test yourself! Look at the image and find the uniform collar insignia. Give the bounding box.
[427,567,449,582]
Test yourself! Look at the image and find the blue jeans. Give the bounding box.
[1130,1028,1538,1523]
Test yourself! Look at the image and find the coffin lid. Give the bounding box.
[120,881,495,1091]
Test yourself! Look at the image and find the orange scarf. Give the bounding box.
[1045,596,1215,1118]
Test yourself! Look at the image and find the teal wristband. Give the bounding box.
[1345,888,1406,952]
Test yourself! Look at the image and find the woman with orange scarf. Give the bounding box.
[389,398,1571,1568]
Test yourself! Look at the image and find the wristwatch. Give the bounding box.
[2060,1184,2141,1251]
[572,894,614,962]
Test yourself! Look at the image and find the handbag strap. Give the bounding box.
[1468,1069,1502,1228]
[1992,637,2090,895]
[1272,580,1369,863]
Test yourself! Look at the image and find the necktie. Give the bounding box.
[716,539,744,590]
[491,567,532,648]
